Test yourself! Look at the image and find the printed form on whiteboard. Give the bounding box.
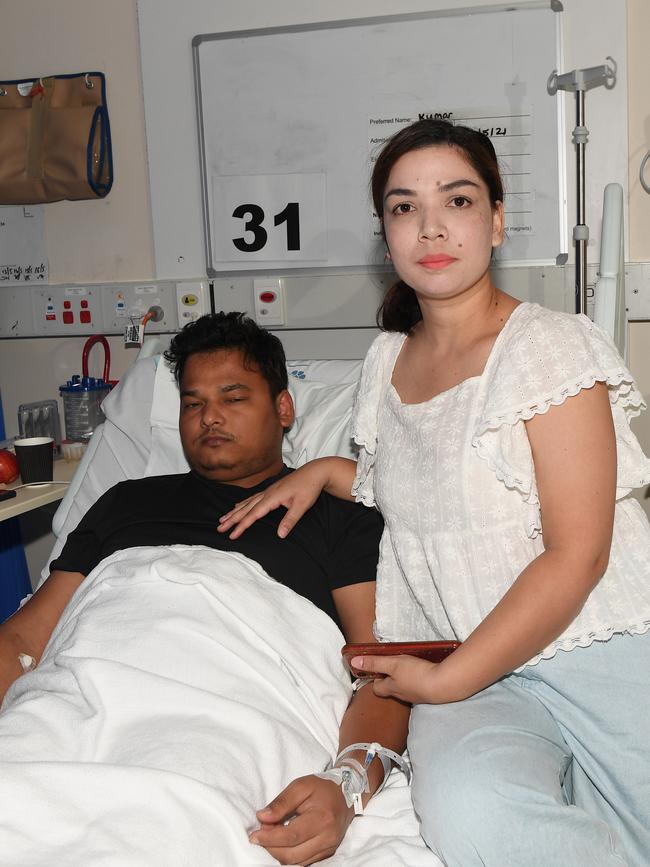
[367,107,535,247]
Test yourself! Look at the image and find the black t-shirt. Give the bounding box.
[50,467,383,625]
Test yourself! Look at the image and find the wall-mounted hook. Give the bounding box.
[640,151,650,195]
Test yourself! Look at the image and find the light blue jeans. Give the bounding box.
[408,631,650,866]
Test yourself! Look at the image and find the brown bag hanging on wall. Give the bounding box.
[0,71,113,205]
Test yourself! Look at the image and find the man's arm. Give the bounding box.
[250,581,410,865]
[331,581,410,792]
[0,570,85,704]
[2,479,121,703]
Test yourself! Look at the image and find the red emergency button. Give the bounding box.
[63,311,74,324]
[80,310,92,324]
[259,291,276,304]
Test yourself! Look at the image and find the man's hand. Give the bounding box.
[249,774,353,865]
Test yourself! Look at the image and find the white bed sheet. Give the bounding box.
[5,545,441,867]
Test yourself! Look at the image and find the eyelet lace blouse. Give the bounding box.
[351,302,650,666]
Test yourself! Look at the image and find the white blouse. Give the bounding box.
[351,302,650,666]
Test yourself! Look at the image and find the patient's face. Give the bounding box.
[179,349,294,487]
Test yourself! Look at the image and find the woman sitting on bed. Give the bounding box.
[220,119,650,866]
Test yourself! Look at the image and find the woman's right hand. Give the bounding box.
[218,458,348,539]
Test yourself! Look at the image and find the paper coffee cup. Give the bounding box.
[14,437,54,485]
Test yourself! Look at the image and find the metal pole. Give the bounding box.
[574,90,588,314]
[546,59,617,316]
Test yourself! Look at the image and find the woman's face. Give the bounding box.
[382,144,504,304]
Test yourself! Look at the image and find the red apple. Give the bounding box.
[0,449,19,484]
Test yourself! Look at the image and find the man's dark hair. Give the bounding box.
[164,311,288,397]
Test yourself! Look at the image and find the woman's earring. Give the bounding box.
[384,250,392,263]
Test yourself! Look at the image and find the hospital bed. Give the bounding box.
[1,353,442,867]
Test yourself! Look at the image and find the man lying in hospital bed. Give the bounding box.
[0,313,441,867]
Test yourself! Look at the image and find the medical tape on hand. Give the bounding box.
[315,758,368,815]
[18,653,36,672]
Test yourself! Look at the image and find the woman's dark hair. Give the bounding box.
[372,119,504,333]
[164,311,288,397]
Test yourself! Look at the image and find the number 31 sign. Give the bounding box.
[212,173,327,265]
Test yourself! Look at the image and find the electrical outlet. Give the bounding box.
[32,286,101,335]
[1,280,180,337]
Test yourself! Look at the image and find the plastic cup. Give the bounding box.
[13,437,54,485]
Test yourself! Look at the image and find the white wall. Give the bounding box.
[0,0,152,583]
[628,0,650,261]
[626,0,650,513]
[0,0,154,284]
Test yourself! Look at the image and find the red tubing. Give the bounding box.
[81,335,117,386]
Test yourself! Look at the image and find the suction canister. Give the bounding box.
[59,375,111,442]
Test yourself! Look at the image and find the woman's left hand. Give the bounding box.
[352,654,457,705]
[250,774,353,865]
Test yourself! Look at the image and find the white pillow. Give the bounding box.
[100,355,157,453]
[283,378,358,466]
[144,358,190,477]
[286,359,363,385]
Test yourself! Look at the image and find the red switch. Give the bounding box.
[259,291,276,304]
[63,300,71,309]
[80,299,89,309]
[63,311,74,324]
[80,310,92,324]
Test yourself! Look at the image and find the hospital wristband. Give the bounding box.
[316,741,412,816]
[351,676,373,692]
[336,741,412,792]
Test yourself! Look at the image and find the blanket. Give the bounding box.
[0,546,441,867]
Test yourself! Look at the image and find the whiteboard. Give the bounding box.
[193,5,562,275]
